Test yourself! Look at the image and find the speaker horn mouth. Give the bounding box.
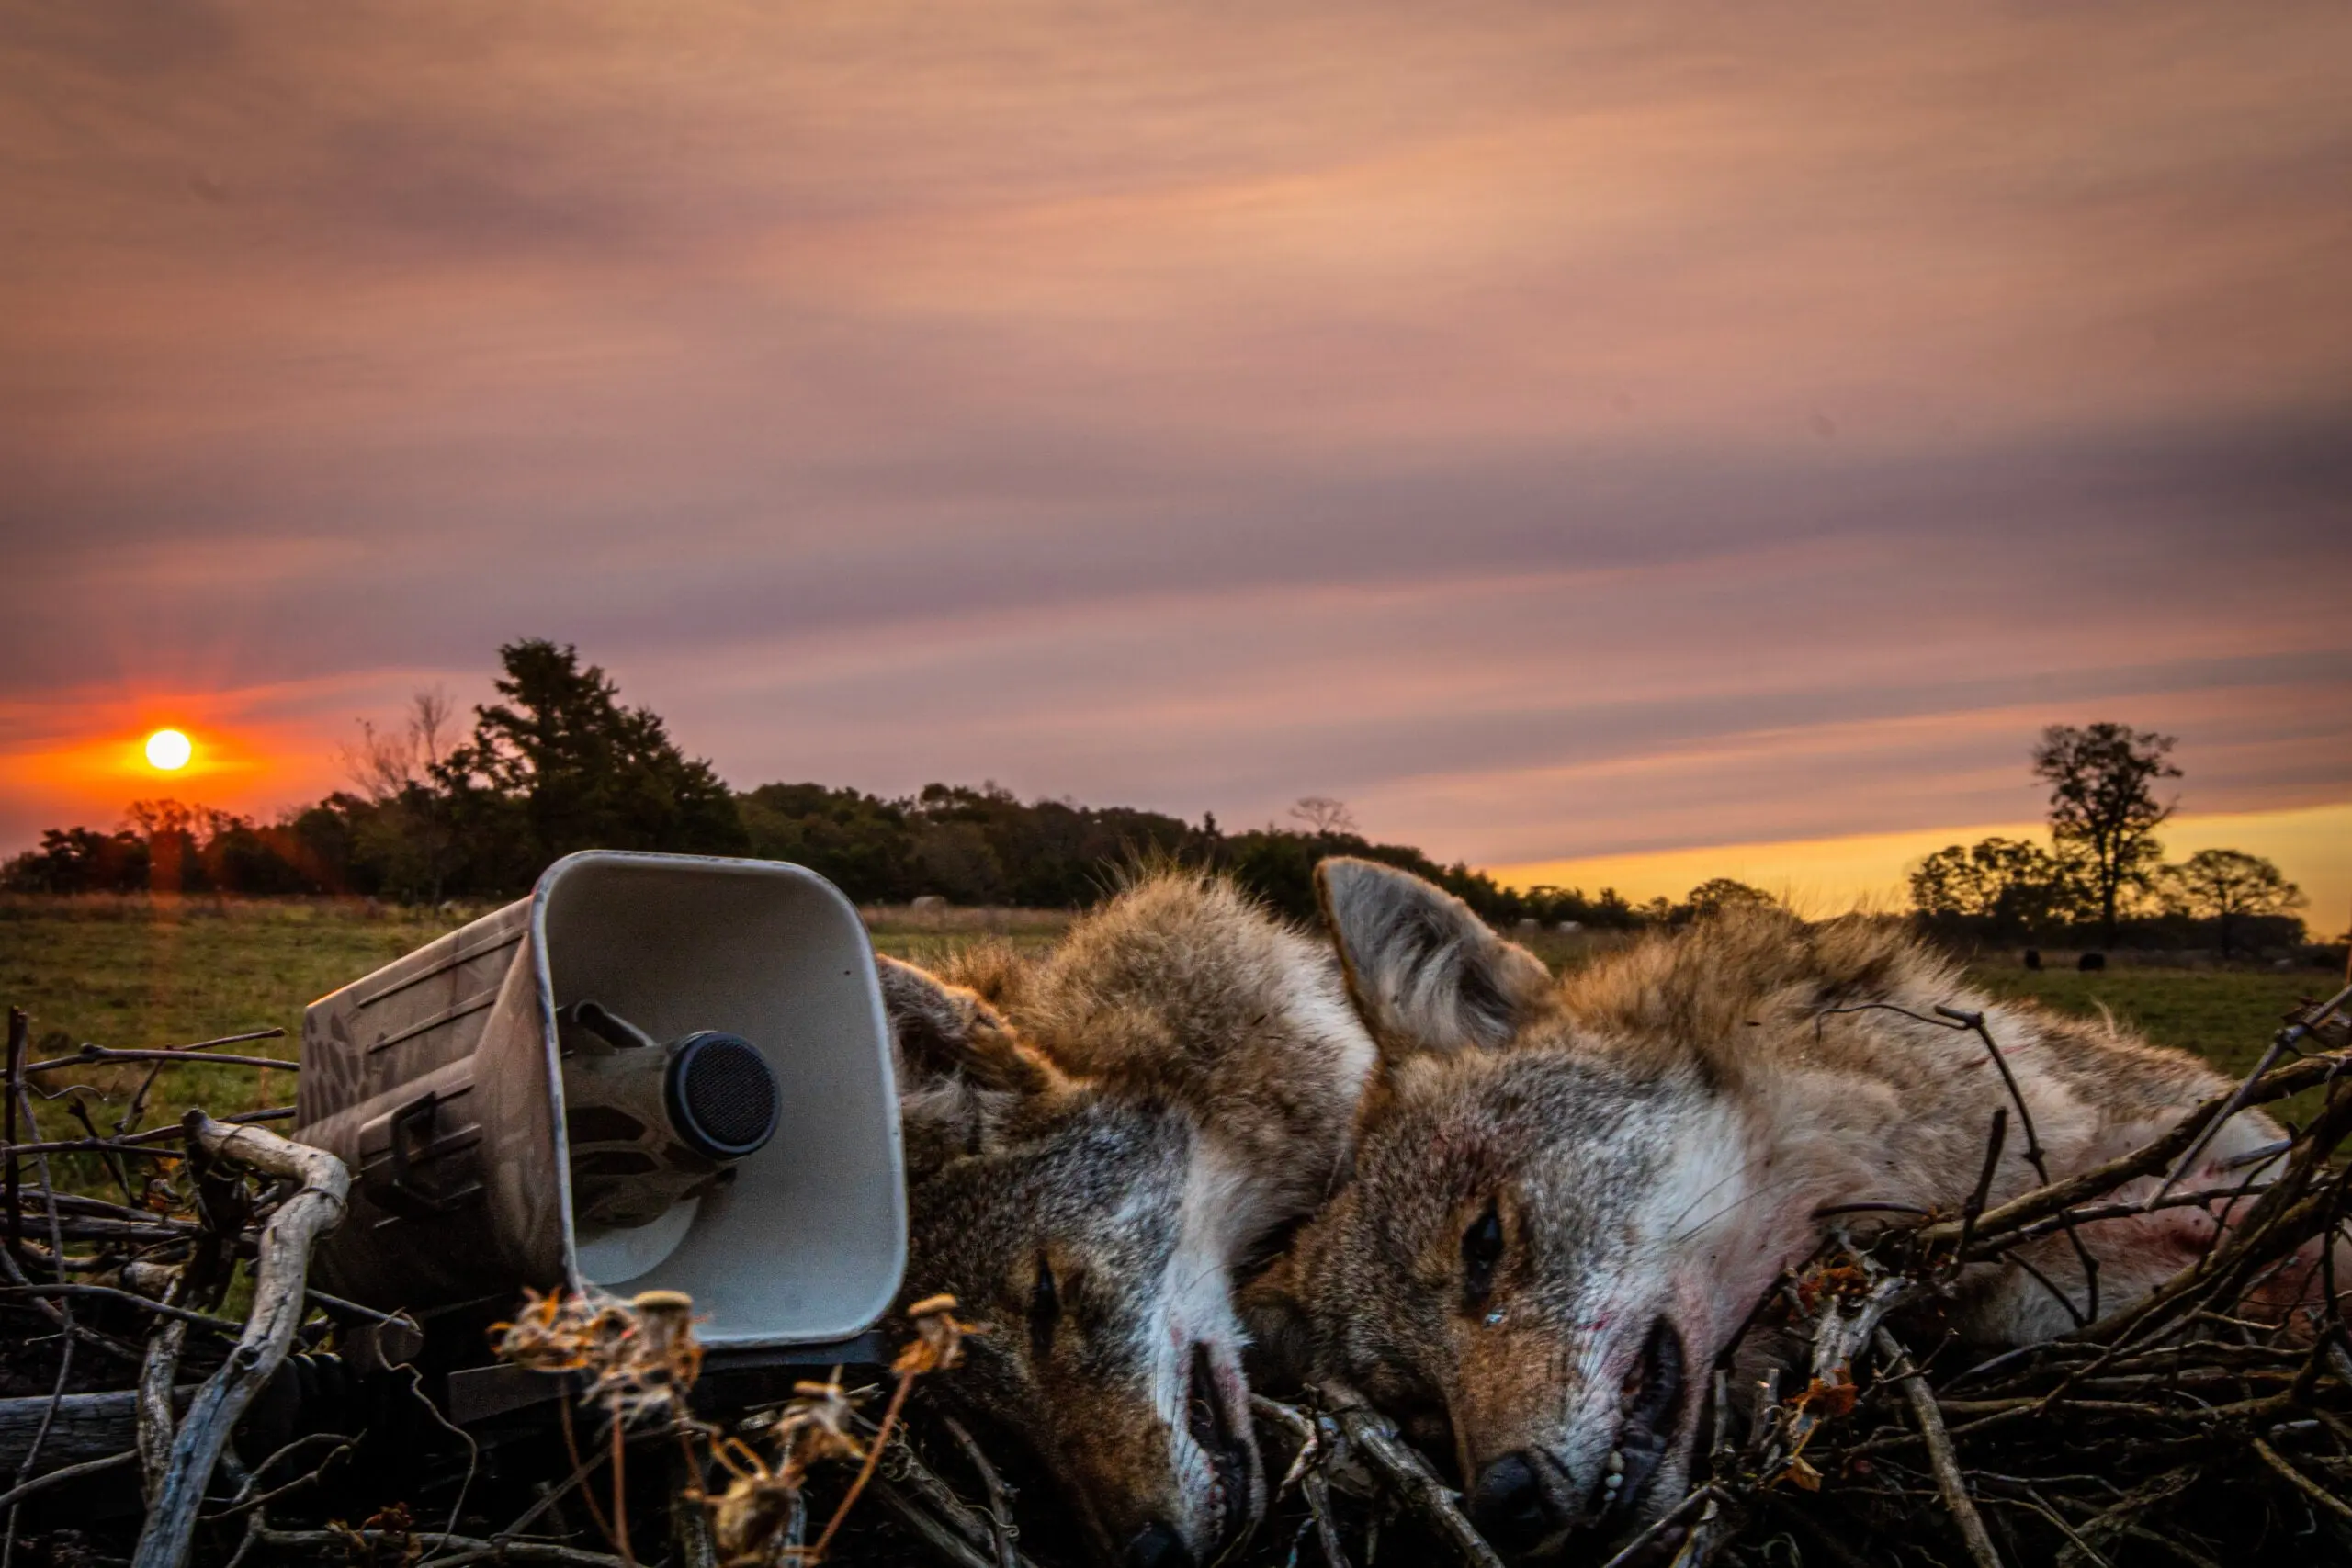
[663,1032,783,1160]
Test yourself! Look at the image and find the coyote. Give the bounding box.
[1253,858,2290,1562]
[881,873,1374,1568]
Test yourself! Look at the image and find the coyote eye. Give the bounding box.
[1029,1253,1060,1358]
[1462,1202,1505,1309]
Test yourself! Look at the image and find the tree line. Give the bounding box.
[5,647,2316,953]
[1,641,1650,929]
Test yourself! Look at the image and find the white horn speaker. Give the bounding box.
[295,851,905,1351]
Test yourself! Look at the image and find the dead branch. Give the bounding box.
[2250,1435,2352,1527]
[0,1448,139,1512]
[1876,1328,2003,1568]
[0,1282,239,1334]
[22,1044,293,1076]
[1921,1048,2352,1250]
[130,1112,348,1568]
[878,1427,1042,1568]
[869,1478,1001,1568]
[249,1529,624,1567]
[940,1416,1019,1568]
[1327,1404,1505,1568]
[2153,979,2352,1201]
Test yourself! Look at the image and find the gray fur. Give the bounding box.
[881,872,1375,1565]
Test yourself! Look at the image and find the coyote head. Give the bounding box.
[1257,861,1794,1563]
[880,953,1263,1568]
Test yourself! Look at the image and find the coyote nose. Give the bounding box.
[1123,1521,1194,1568]
[1467,1450,1559,1555]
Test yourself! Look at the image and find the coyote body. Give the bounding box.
[882,874,1374,1567]
[1265,859,2284,1562]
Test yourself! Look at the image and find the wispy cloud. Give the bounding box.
[2,1,2346,881]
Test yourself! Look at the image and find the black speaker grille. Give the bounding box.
[669,1034,780,1157]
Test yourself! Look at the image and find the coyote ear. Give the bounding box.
[874,954,1056,1099]
[1314,858,1549,1058]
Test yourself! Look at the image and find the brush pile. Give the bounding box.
[1667,981,2352,1568]
[8,984,2352,1568]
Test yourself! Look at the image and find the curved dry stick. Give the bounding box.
[1935,1007,2103,1323]
[130,1112,348,1568]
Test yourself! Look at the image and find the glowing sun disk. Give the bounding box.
[145,728,193,771]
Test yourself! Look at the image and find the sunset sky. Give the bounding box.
[4,4,2347,924]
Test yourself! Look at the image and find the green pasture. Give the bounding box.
[1968,965,2334,1086]
[0,896,1070,1141]
[0,895,2331,1151]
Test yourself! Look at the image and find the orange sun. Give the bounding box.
[144,728,194,771]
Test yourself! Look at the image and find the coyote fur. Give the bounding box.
[880,872,1373,1568]
[1254,858,2292,1562]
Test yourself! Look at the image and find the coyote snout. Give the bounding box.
[1270,1043,1748,1560]
[881,873,1374,1565]
[1262,858,2290,1562]
[883,960,1261,1563]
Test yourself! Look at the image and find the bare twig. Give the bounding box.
[942,1415,1020,1568]
[869,1478,1001,1568]
[2249,1435,2352,1527]
[1952,1108,2009,1265]
[1877,1328,2004,1568]
[249,1529,623,1567]
[22,1046,294,1076]
[2153,980,2352,1203]
[0,1448,138,1512]
[1918,1050,2352,1249]
[0,1283,241,1334]
[1938,1007,2103,1321]
[1329,1404,1505,1568]
[1595,1485,1725,1568]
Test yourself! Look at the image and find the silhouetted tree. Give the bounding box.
[1679,877,1777,923]
[1909,836,2082,937]
[2162,848,2305,955]
[1287,795,1359,836]
[338,688,457,902]
[434,640,746,882]
[0,827,149,892]
[2032,722,2178,942]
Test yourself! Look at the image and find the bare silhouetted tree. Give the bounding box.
[1288,795,1358,836]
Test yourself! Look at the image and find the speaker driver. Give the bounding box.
[665,1032,782,1159]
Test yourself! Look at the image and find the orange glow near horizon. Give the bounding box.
[143,728,193,771]
[1493,802,2352,941]
[2,693,351,839]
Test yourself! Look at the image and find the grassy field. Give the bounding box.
[0,896,1073,1137]
[0,895,2335,1140]
[1968,965,2335,1084]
